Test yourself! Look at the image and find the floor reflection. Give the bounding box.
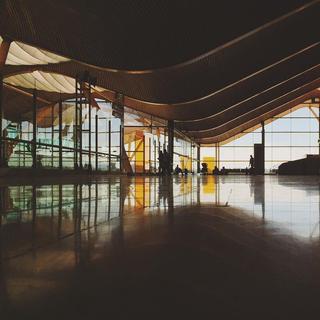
[1,175,320,261]
[1,175,320,318]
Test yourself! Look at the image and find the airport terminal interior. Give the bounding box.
[0,0,320,318]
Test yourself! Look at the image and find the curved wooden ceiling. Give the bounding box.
[0,0,319,144]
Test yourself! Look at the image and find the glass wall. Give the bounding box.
[200,146,217,173]
[200,103,320,173]
[4,99,122,171]
[219,127,262,171]
[124,107,168,173]
[173,131,196,173]
[2,97,201,173]
[265,106,319,172]
[3,99,318,174]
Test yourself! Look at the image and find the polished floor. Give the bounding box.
[0,175,320,319]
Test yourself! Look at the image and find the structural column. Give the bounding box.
[95,114,98,170]
[108,120,111,172]
[253,122,265,175]
[51,104,54,167]
[261,121,265,174]
[112,93,124,173]
[168,120,174,173]
[32,89,37,169]
[308,98,320,156]
[59,99,63,169]
[143,135,146,173]
[120,119,124,173]
[318,99,320,156]
[88,84,92,169]
[215,143,220,169]
[197,145,201,173]
[149,137,151,173]
[79,84,83,169]
[74,77,79,169]
[0,38,11,167]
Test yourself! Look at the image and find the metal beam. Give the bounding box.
[309,106,320,122]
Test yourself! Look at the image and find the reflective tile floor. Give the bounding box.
[1,175,320,319]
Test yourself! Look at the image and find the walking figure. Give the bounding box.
[249,155,255,174]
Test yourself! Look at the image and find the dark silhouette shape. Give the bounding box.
[249,155,254,169]
[201,163,208,175]
[163,149,171,175]
[278,155,320,175]
[158,150,164,174]
[249,155,255,175]
[221,166,227,175]
[174,165,182,175]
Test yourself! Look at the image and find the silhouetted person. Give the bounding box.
[213,166,220,175]
[184,168,189,175]
[201,163,208,174]
[249,155,254,168]
[158,150,164,174]
[221,166,227,175]
[174,165,182,175]
[249,155,255,174]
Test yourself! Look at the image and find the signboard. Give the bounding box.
[112,92,124,119]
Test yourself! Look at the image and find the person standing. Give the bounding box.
[249,155,255,174]
[174,165,182,175]
[158,150,164,174]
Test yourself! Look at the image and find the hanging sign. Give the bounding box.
[112,92,124,119]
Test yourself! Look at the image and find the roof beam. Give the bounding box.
[1,1,319,105]
[198,90,320,144]
[193,83,320,143]
[0,37,11,68]
[3,83,51,104]
[178,64,320,133]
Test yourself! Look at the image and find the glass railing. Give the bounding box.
[3,137,120,171]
